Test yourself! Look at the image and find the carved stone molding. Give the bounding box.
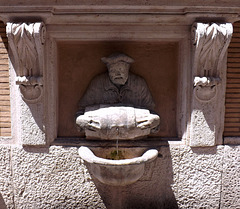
[7,22,46,103]
[190,22,233,147]
[192,23,232,101]
[193,76,221,102]
[192,23,232,76]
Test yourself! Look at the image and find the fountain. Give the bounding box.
[79,147,158,186]
[76,53,160,186]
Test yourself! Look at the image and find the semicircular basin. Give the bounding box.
[79,146,158,186]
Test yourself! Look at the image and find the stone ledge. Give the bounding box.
[53,137,181,147]
[224,137,240,145]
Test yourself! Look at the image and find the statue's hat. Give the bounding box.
[101,53,134,65]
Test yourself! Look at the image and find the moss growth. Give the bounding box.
[107,150,125,160]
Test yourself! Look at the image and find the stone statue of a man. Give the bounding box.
[76,53,160,140]
[77,53,155,115]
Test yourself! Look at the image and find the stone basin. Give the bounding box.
[78,146,158,186]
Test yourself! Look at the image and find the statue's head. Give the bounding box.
[101,53,134,85]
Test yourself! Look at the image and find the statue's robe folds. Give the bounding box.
[77,72,155,114]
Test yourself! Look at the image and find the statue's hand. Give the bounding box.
[87,119,101,131]
[136,119,151,129]
[76,115,100,132]
[136,114,160,130]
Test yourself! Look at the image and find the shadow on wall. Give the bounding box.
[87,146,178,209]
[0,193,7,209]
[23,146,50,154]
[191,146,217,155]
[26,102,45,133]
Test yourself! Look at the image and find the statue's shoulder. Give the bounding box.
[128,72,147,85]
[90,72,109,85]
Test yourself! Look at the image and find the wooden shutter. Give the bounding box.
[0,21,11,136]
[224,21,240,136]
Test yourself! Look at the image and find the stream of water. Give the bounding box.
[116,138,119,156]
[116,127,119,156]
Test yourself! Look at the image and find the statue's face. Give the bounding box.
[107,62,130,85]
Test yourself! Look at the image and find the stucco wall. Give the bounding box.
[0,144,239,208]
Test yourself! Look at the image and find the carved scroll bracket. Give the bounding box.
[190,22,233,147]
[191,23,233,103]
[192,23,233,86]
[7,22,46,103]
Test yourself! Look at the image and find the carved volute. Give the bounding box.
[190,22,233,147]
[7,22,46,103]
[192,23,232,102]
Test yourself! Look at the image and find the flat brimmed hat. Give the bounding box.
[101,53,134,65]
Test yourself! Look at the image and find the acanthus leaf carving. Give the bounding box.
[7,22,46,103]
[192,22,233,101]
[190,22,233,147]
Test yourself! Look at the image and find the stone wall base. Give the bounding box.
[0,145,239,208]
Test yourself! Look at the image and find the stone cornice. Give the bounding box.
[0,5,240,16]
[0,6,239,26]
[0,4,240,26]
[1,0,240,7]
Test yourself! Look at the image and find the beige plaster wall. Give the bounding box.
[58,41,178,138]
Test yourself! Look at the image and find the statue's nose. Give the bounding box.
[116,70,121,75]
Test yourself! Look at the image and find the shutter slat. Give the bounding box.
[0,21,11,136]
[224,21,240,136]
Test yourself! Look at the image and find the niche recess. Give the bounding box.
[57,41,179,139]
